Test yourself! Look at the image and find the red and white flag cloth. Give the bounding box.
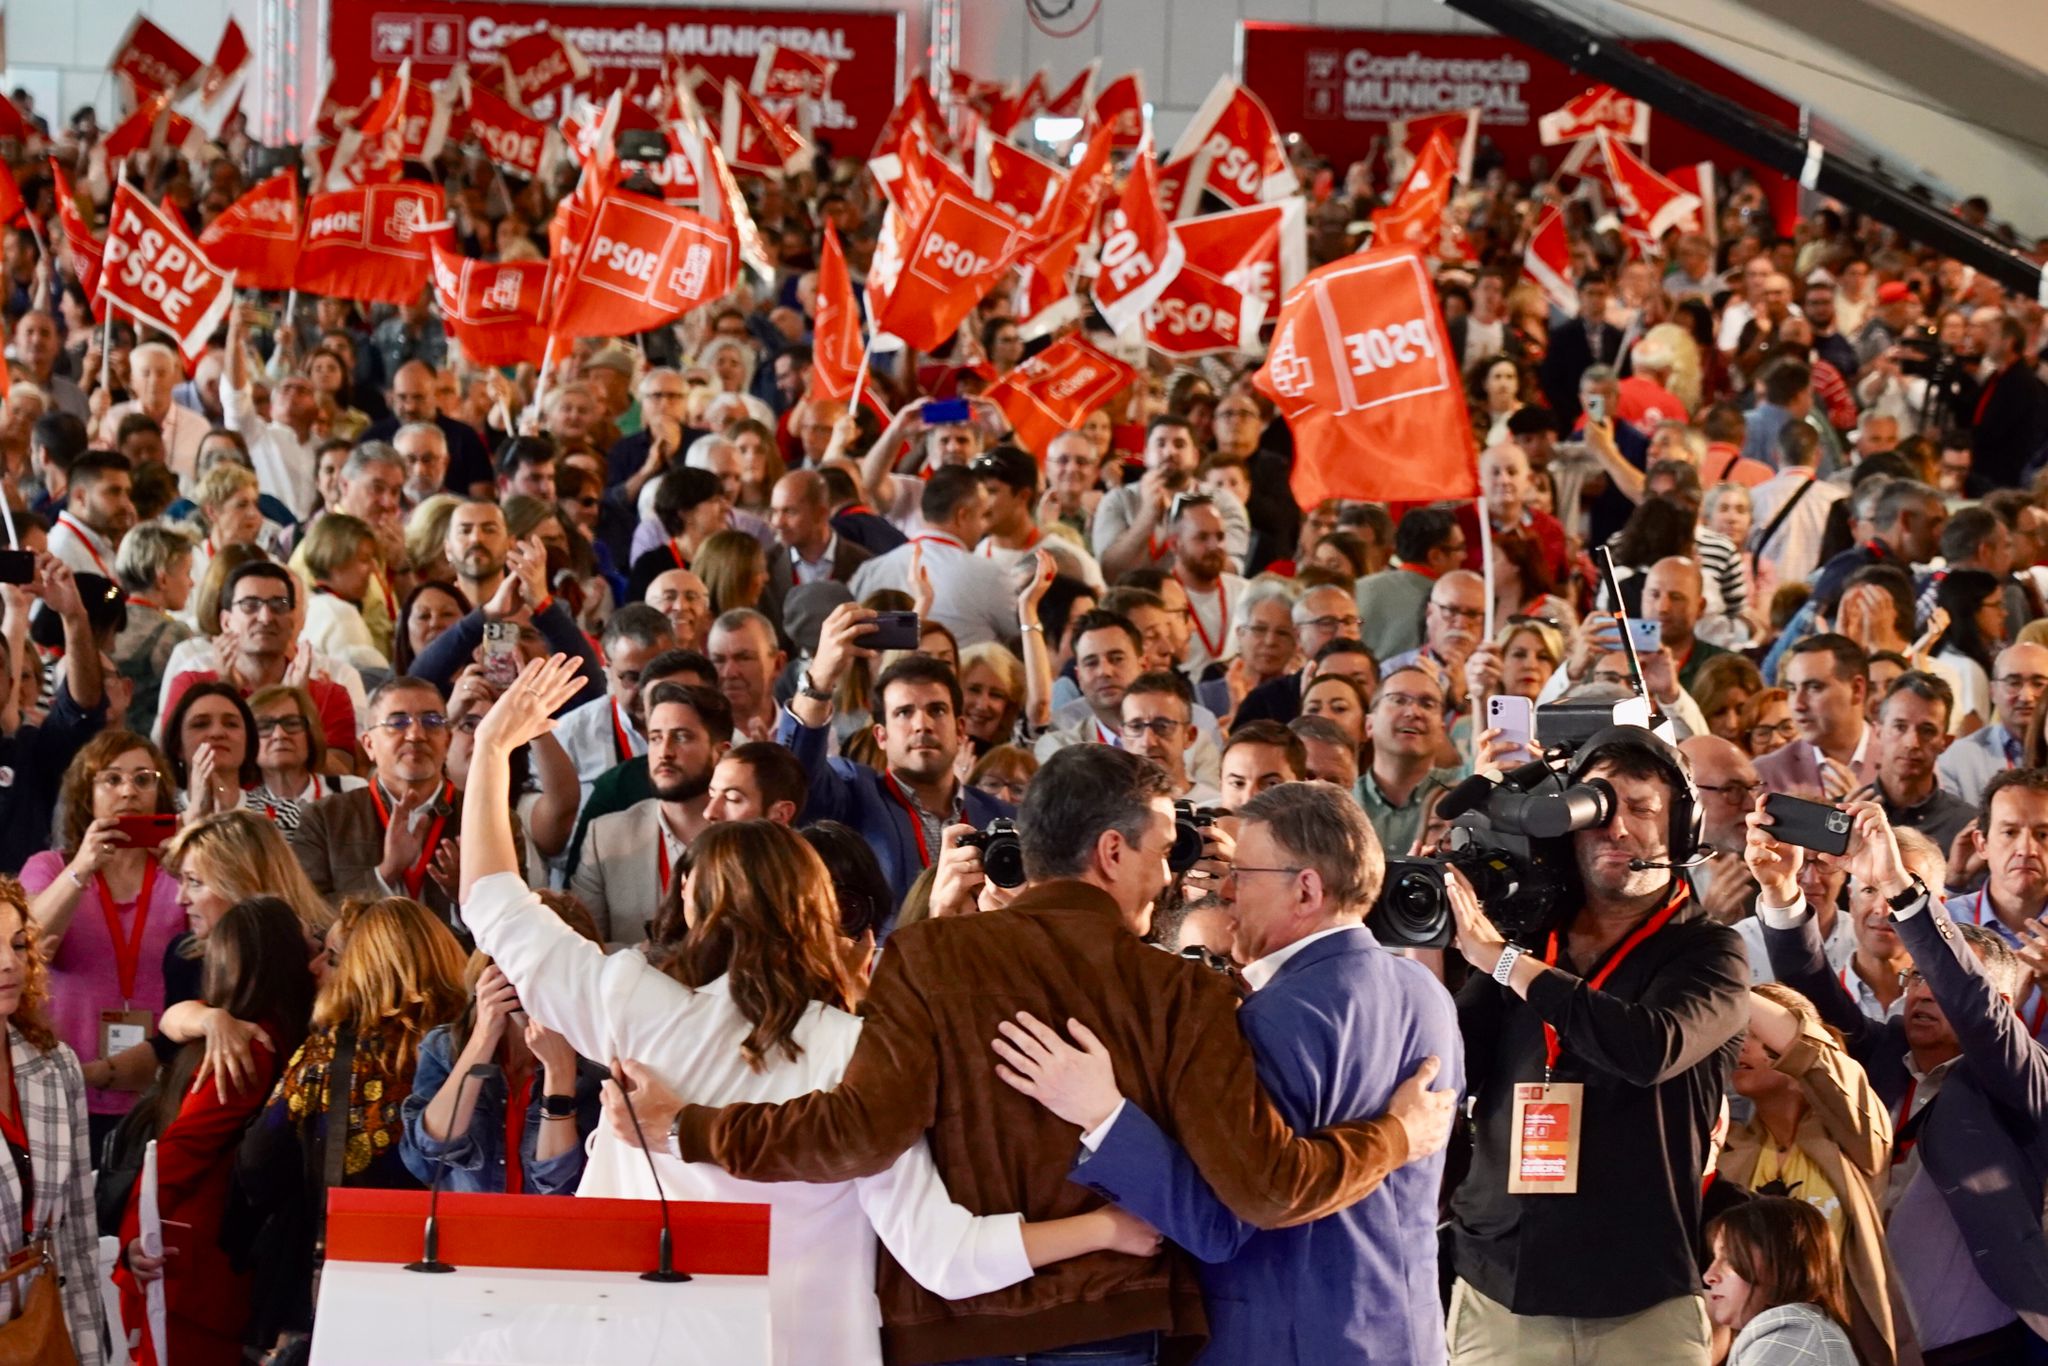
[749,42,835,102]
[192,16,250,135]
[700,131,777,284]
[549,187,736,338]
[49,160,104,321]
[1666,161,1717,240]
[0,98,28,144]
[720,79,809,177]
[1091,139,1185,337]
[1539,84,1650,146]
[1597,129,1703,243]
[1369,129,1459,254]
[197,171,299,292]
[810,223,864,403]
[868,186,1028,354]
[109,17,204,101]
[872,78,953,164]
[1254,245,1477,506]
[1091,73,1147,151]
[296,182,446,304]
[1013,122,1114,339]
[428,242,547,367]
[101,183,235,366]
[352,61,458,168]
[104,92,195,161]
[309,70,374,144]
[462,80,555,182]
[1159,76,1296,216]
[499,28,593,111]
[1041,62,1099,119]
[1387,108,1478,186]
[1522,202,1579,319]
[985,336,1137,454]
[1147,199,1305,358]
[973,130,1063,227]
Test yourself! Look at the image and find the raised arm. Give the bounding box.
[1017,549,1056,730]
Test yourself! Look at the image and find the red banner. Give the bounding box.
[499,27,594,108]
[552,189,736,337]
[975,134,1062,227]
[1598,129,1704,243]
[810,223,862,402]
[104,93,194,160]
[1091,146,1184,337]
[1147,201,1299,358]
[429,243,548,366]
[1238,25,1796,204]
[1369,129,1457,252]
[197,172,301,292]
[1254,245,1476,506]
[327,2,902,154]
[986,337,1136,456]
[750,41,834,101]
[1523,203,1577,318]
[297,182,446,304]
[1159,76,1295,216]
[111,17,205,100]
[101,185,236,366]
[1041,62,1097,119]
[200,19,251,105]
[1541,84,1650,146]
[869,189,1026,354]
[463,83,553,180]
[49,161,104,321]
[1091,73,1146,150]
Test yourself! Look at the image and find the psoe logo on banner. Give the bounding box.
[372,13,463,62]
[1310,47,1533,124]
[1269,253,1450,417]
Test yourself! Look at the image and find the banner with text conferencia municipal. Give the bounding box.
[1237,23,1796,215]
[325,2,903,155]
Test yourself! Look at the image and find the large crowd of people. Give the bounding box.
[0,58,2037,1366]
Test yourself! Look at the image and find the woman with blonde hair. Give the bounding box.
[1641,321,1704,413]
[957,642,1025,757]
[235,895,469,1348]
[460,658,1162,1366]
[296,513,386,671]
[404,494,464,585]
[696,528,769,616]
[0,876,107,1363]
[187,463,266,592]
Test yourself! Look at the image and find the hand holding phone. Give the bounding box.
[1762,793,1853,857]
[856,611,921,652]
[1625,618,1663,655]
[1485,695,1536,751]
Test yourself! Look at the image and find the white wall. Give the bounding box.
[5,0,256,132]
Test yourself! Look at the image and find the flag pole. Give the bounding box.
[526,334,558,431]
[850,341,872,413]
[1476,493,1496,643]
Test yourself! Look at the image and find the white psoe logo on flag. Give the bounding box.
[385,197,422,243]
[483,269,522,312]
[1267,322,1314,398]
[671,244,715,300]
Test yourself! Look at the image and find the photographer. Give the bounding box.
[1443,727,1749,1363]
[1750,793,2048,1361]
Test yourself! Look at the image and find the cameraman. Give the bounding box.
[1443,728,1749,1363]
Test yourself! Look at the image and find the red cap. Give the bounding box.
[1877,281,1913,304]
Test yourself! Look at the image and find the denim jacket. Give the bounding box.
[398,1025,603,1195]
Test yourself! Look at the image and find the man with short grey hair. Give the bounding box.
[394,420,450,508]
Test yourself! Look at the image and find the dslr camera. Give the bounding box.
[959,818,1027,888]
[1171,799,1227,874]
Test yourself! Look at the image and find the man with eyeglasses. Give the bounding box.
[393,421,451,510]
[1119,672,1222,808]
[1678,735,1763,927]
[291,674,516,933]
[1940,643,2048,809]
[363,360,494,497]
[159,561,359,763]
[604,367,690,496]
[1227,588,1367,730]
[1383,570,1487,718]
[1355,506,1465,664]
[1356,665,1461,857]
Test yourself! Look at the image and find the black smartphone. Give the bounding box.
[1763,793,1853,857]
[615,127,668,162]
[0,550,32,584]
[857,611,921,651]
[920,397,971,425]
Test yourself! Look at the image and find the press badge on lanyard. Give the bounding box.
[98,859,157,1060]
[1508,1081,1583,1194]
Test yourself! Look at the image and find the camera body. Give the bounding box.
[959,818,1027,888]
[1171,799,1227,873]
[1896,328,1950,379]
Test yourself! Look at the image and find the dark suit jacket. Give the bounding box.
[362,414,493,495]
[831,506,908,556]
[288,784,524,941]
[1973,361,2048,490]
[1539,319,1624,427]
[760,538,874,643]
[1230,670,1306,731]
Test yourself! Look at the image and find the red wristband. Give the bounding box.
[531,594,555,617]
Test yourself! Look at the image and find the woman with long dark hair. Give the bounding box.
[1703,1197,1857,1365]
[113,897,316,1366]
[1931,568,2007,729]
[458,657,1161,1366]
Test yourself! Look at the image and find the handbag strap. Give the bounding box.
[1753,477,1816,556]
[311,1028,357,1259]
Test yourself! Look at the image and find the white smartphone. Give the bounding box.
[1625,617,1663,654]
[481,620,522,689]
[1486,694,1536,751]
[1584,392,1607,423]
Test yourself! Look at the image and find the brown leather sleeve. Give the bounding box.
[674,937,942,1182]
[1160,978,1410,1230]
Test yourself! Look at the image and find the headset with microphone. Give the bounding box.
[1565,724,1708,873]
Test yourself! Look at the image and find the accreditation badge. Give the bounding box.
[99,1009,152,1060]
[1507,1081,1582,1194]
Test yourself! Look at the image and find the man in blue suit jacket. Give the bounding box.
[997,782,1462,1363]
[777,603,1011,932]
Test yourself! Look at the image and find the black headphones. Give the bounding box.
[1566,724,1705,868]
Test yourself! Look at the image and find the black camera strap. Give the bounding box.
[1753,478,1816,557]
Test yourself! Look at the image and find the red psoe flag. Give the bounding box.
[104,92,194,160]
[296,182,445,305]
[1386,108,1479,185]
[1091,73,1146,151]
[110,17,204,100]
[1597,129,1703,243]
[429,243,547,367]
[720,80,809,177]
[49,160,104,320]
[1539,84,1650,146]
[1522,203,1579,319]
[464,82,553,182]
[1147,200,1301,359]
[749,42,835,101]
[550,189,736,338]
[1254,245,1477,506]
[1091,144,1184,337]
[200,19,250,105]
[1370,129,1459,253]
[1161,76,1296,216]
[100,184,235,366]
[810,223,864,402]
[986,336,1136,455]
[1666,161,1717,240]
[500,28,593,110]
[974,131,1062,227]
[0,164,25,229]
[868,190,1025,354]
[1041,62,1099,119]
[197,171,300,291]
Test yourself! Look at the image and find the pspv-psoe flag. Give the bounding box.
[1147,201,1297,358]
[1254,245,1477,506]
[429,243,547,367]
[198,172,300,291]
[750,42,835,101]
[101,185,235,366]
[986,336,1136,455]
[296,183,446,305]
[551,189,736,338]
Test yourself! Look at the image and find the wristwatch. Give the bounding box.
[539,1093,577,1120]
[1492,944,1525,985]
[797,671,834,703]
[666,1111,686,1161]
[1886,876,1928,916]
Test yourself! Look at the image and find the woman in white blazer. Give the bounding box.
[0,877,104,1364]
[459,657,1157,1366]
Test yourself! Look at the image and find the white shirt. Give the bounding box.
[1240,922,1370,992]
[849,532,1016,648]
[555,693,645,796]
[790,535,840,586]
[1748,469,1846,590]
[48,511,115,579]
[463,871,1036,1366]
[301,591,386,673]
[1177,572,1247,677]
[223,381,319,520]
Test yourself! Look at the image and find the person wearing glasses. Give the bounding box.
[1681,735,1765,926]
[1118,672,1221,809]
[1381,569,1488,720]
[1939,642,2048,809]
[158,561,361,766]
[244,685,365,832]
[288,676,507,935]
[1356,665,1462,859]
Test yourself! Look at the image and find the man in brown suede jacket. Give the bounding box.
[609,744,1456,1364]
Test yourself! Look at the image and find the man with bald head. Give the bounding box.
[363,359,493,495]
[1639,556,1727,694]
[764,468,871,630]
[1383,569,1486,713]
[1455,445,1566,602]
[1940,642,2048,808]
[1679,734,1761,924]
[647,567,711,652]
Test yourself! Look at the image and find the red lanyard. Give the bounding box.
[982,529,1040,557]
[611,701,635,763]
[367,783,451,899]
[1974,368,2003,427]
[668,539,688,569]
[1892,1077,1921,1165]
[1540,886,1688,1073]
[56,514,109,577]
[656,830,678,896]
[1176,574,1230,660]
[912,533,966,553]
[881,773,934,869]
[95,857,158,1005]
[505,1067,534,1196]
